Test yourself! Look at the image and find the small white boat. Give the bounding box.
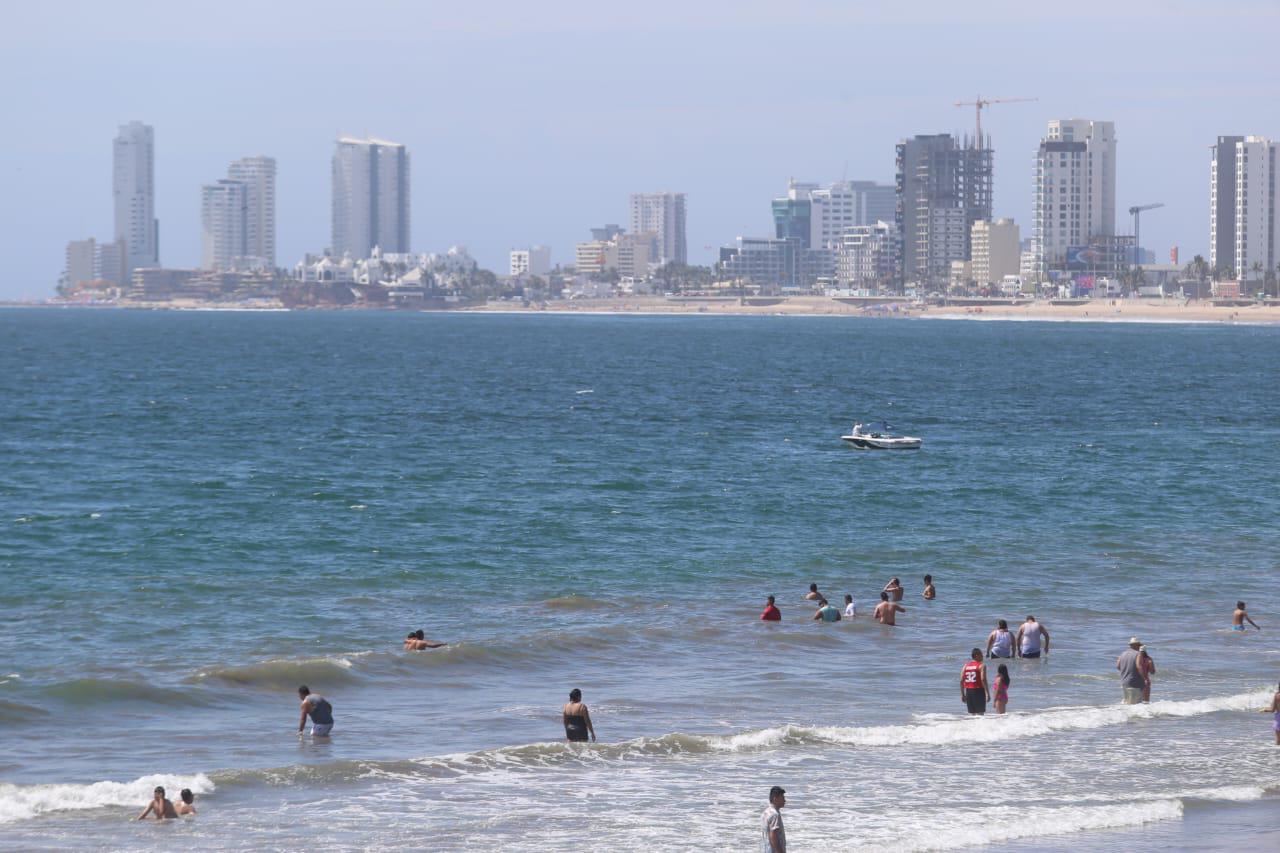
[841,421,922,450]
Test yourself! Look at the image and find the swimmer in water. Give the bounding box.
[1233,601,1260,631]
[761,595,781,621]
[922,574,936,600]
[137,786,178,820]
[883,578,904,602]
[563,687,596,743]
[804,583,823,601]
[174,789,196,816]
[404,629,447,650]
[874,591,906,625]
[812,598,841,622]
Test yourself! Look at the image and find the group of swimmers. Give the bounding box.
[135,786,195,821]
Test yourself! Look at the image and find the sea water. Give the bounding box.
[0,309,1276,851]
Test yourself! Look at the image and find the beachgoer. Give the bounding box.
[297,685,334,736]
[1016,616,1050,658]
[986,620,1015,659]
[843,594,857,619]
[563,688,596,743]
[883,578,904,602]
[812,599,841,622]
[804,583,822,601]
[1233,601,1260,631]
[404,629,446,650]
[174,789,196,816]
[761,786,786,853]
[137,786,178,820]
[1261,683,1280,745]
[1117,638,1146,704]
[874,592,906,625]
[993,664,1011,714]
[761,595,781,621]
[1137,645,1156,703]
[922,574,936,600]
[960,648,989,715]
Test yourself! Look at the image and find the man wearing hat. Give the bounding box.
[761,786,786,852]
[1116,637,1147,704]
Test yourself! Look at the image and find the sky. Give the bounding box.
[1,0,1278,299]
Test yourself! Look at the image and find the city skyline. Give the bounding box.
[3,0,1279,298]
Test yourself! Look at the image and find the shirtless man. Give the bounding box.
[874,591,906,625]
[1233,601,1261,631]
[1016,615,1050,659]
[137,786,178,820]
[922,575,936,600]
[804,583,823,601]
[883,578,904,602]
[404,629,447,650]
[174,789,196,816]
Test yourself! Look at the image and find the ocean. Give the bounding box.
[1,309,1277,851]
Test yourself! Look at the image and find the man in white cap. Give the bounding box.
[1116,637,1146,704]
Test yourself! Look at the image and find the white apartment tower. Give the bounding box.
[227,156,277,267]
[1032,119,1116,276]
[113,121,159,273]
[629,192,687,265]
[970,219,1022,286]
[200,180,248,271]
[1210,135,1277,283]
[332,137,411,258]
[510,246,551,277]
[809,181,897,249]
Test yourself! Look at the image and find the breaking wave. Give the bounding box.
[0,773,215,825]
[191,655,363,690]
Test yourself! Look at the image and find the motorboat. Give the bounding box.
[841,421,922,450]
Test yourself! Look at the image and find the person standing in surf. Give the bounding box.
[960,649,990,715]
[843,593,857,619]
[993,664,1011,714]
[1261,683,1280,745]
[883,578,904,601]
[986,620,1015,659]
[804,583,823,601]
[922,574,936,600]
[1137,645,1156,702]
[563,688,596,743]
[874,592,906,625]
[1233,601,1260,631]
[761,786,786,853]
[1016,615,1050,659]
[297,685,334,737]
[812,598,841,622]
[761,595,781,621]
[1116,638,1146,705]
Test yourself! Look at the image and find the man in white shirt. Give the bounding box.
[1016,615,1050,659]
[761,786,786,853]
[843,594,857,619]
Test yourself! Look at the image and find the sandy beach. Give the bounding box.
[466,295,1280,325]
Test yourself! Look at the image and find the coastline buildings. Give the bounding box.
[1210,135,1277,283]
[970,219,1021,287]
[895,134,992,288]
[113,121,159,274]
[332,137,410,258]
[772,180,895,250]
[1031,119,1117,278]
[629,193,687,265]
[575,231,651,278]
[835,221,899,289]
[718,237,834,294]
[201,156,278,271]
[510,246,552,277]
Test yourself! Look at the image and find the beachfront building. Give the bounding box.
[332,137,411,259]
[200,180,248,271]
[773,180,896,250]
[895,134,992,288]
[113,121,159,274]
[1031,119,1117,279]
[575,233,651,278]
[1210,135,1277,285]
[970,219,1021,287]
[63,238,128,288]
[718,236,834,294]
[510,246,551,277]
[835,221,899,289]
[629,193,686,265]
[227,156,277,268]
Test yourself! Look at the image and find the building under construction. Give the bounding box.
[895,133,992,289]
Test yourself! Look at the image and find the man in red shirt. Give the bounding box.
[761,595,781,621]
[960,648,989,715]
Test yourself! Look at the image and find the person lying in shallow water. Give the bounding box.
[404,629,447,650]
[137,786,177,820]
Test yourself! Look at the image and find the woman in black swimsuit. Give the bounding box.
[562,688,596,743]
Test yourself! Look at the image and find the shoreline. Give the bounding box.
[11,295,1280,326]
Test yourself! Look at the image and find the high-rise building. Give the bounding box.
[510,246,552,277]
[332,137,411,258]
[895,134,992,287]
[970,219,1022,286]
[1032,119,1117,278]
[774,180,896,250]
[836,221,899,288]
[200,179,248,271]
[113,121,159,274]
[1210,135,1277,283]
[629,192,687,265]
[227,156,276,268]
[64,239,97,288]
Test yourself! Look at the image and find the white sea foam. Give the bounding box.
[0,773,215,824]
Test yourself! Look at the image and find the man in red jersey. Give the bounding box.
[960,648,989,715]
[761,595,781,621]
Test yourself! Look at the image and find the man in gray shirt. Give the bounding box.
[761,786,786,853]
[1116,637,1146,704]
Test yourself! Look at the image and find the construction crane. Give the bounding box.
[1129,203,1164,270]
[954,96,1039,145]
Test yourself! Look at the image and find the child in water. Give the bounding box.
[994,664,1011,714]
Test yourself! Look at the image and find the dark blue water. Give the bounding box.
[1,310,1276,850]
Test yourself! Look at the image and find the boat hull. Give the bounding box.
[841,436,922,450]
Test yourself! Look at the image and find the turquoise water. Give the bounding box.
[1,310,1277,850]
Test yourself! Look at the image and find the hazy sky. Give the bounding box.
[2,0,1277,298]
